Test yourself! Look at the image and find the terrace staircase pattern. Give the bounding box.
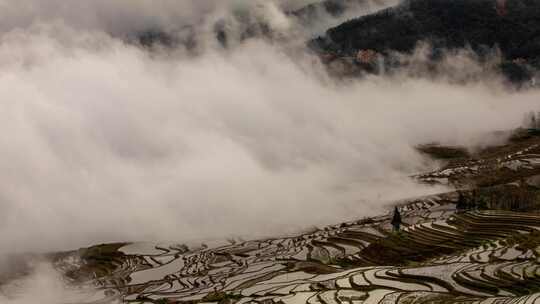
[52,140,540,304]
[54,200,540,304]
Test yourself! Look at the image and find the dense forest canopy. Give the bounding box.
[311,0,540,82]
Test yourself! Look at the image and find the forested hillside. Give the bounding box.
[311,0,540,82]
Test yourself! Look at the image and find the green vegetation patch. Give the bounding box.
[417,144,470,160]
[63,243,128,283]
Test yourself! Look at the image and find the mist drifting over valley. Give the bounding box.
[1,1,540,303]
[0,0,538,252]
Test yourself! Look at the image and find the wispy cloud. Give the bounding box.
[0,0,537,263]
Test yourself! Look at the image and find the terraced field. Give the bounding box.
[52,206,540,303]
[45,138,540,304]
[416,137,540,189]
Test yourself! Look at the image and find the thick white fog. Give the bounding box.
[0,0,538,260]
[0,261,102,304]
[1,1,540,302]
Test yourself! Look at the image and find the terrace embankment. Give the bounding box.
[7,133,540,304]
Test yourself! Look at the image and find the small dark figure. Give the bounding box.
[456,191,467,212]
[391,207,402,232]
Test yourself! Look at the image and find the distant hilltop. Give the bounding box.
[310,0,540,83]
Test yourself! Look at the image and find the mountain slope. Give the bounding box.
[311,0,540,82]
[31,133,540,304]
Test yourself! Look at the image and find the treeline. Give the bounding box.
[310,0,540,82]
[457,184,540,212]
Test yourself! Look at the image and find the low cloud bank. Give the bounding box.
[0,261,98,304]
[0,0,537,259]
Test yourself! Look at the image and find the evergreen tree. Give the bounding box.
[391,207,402,231]
[456,191,467,211]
